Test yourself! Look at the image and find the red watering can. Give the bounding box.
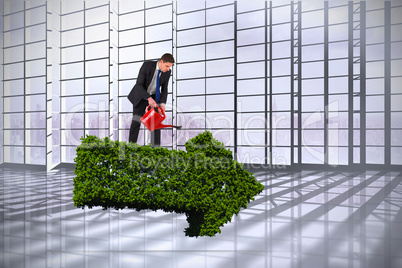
[141,105,182,131]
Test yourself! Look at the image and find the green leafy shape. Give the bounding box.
[73,131,264,237]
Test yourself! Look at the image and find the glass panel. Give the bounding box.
[366,113,384,129]
[206,77,234,94]
[272,77,291,94]
[177,28,205,46]
[302,62,324,78]
[26,5,46,25]
[62,62,84,79]
[237,44,265,62]
[177,62,205,79]
[272,94,291,111]
[302,146,325,164]
[177,96,205,112]
[238,130,265,146]
[302,79,324,95]
[272,24,291,42]
[145,40,172,59]
[62,0,84,13]
[391,112,402,128]
[4,62,24,80]
[26,130,46,146]
[206,112,234,129]
[328,147,348,165]
[4,114,24,128]
[4,12,24,31]
[86,41,109,60]
[367,96,385,112]
[26,59,46,77]
[178,79,205,96]
[86,112,109,129]
[146,5,172,25]
[366,130,384,146]
[366,147,384,164]
[119,28,144,47]
[177,45,205,63]
[206,23,234,42]
[237,28,265,46]
[62,12,84,31]
[146,23,172,43]
[118,0,144,13]
[85,94,109,111]
[273,129,290,146]
[272,41,291,59]
[61,96,84,113]
[329,6,348,24]
[85,5,109,26]
[272,59,291,76]
[62,79,84,96]
[302,27,324,45]
[3,29,24,47]
[4,45,24,64]
[272,147,291,165]
[272,112,291,128]
[236,1,264,13]
[237,10,265,29]
[4,80,24,96]
[237,113,266,128]
[62,45,84,63]
[26,95,46,111]
[177,10,205,30]
[329,129,348,146]
[86,77,109,94]
[61,113,84,129]
[85,23,109,43]
[206,59,234,76]
[177,0,204,13]
[28,147,46,165]
[206,94,234,111]
[391,147,402,165]
[237,79,265,96]
[206,41,234,60]
[272,5,291,24]
[4,146,24,163]
[330,77,349,93]
[4,130,24,145]
[119,45,145,63]
[62,28,84,47]
[302,44,324,61]
[26,41,46,60]
[237,147,266,164]
[237,62,264,79]
[302,10,324,28]
[4,96,24,113]
[206,5,234,25]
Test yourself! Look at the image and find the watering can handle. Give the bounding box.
[146,105,165,117]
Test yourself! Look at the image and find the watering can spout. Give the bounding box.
[141,105,182,131]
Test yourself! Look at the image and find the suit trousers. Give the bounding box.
[129,94,155,143]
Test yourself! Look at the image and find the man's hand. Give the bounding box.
[148,97,157,108]
[160,103,166,113]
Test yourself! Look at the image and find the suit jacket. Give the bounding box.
[127,61,171,108]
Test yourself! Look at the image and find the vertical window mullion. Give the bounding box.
[360,2,366,167]
[324,1,329,165]
[385,1,391,167]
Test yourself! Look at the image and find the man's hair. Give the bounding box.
[160,53,175,64]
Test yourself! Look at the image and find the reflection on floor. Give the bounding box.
[1,167,402,268]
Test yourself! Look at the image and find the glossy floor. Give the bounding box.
[1,167,401,268]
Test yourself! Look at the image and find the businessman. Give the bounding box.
[127,53,174,143]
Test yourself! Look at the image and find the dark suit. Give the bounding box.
[127,61,171,143]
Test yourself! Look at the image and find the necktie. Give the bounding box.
[155,69,161,103]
